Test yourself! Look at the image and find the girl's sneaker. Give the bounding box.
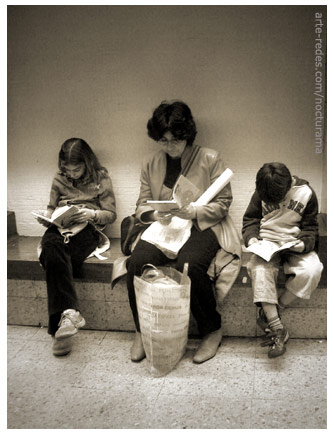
[55,309,86,340]
[52,337,72,356]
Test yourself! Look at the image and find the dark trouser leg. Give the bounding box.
[176,227,221,337]
[127,227,221,337]
[126,240,169,331]
[39,224,99,335]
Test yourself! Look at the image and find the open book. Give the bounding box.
[246,240,298,262]
[146,175,200,212]
[32,205,80,228]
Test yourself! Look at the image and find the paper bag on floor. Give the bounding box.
[134,264,191,377]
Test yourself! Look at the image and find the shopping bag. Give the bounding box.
[134,264,191,377]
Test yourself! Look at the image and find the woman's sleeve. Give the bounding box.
[195,152,233,231]
[95,175,117,225]
[135,161,156,222]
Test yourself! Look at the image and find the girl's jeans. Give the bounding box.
[127,226,222,337]
[247,250,323,305]
[39,224,99,335]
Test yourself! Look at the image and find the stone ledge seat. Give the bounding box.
[7,235,327,339]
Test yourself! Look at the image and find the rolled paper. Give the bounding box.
[193,168,234,206]
[141,168,234,258]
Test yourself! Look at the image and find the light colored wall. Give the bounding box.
[7,5,327,238]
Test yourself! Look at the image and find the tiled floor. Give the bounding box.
[7,325,327,429]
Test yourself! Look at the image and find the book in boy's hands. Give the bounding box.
[246,239,298,262]
[32,205,80,228]
[146,175,200,212]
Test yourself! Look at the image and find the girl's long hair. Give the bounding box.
[58,138,108,184]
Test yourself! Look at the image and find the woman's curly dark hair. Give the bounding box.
[147,100,197,146]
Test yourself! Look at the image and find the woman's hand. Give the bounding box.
[290,240,305,253]
[153,211,173,225]
[171,204,197,220]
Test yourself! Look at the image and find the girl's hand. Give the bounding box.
[170,204,197,220]
[62,208,94,227]
[290,240,305,253]
[153,210,173,225]
[78,208,95,221]
[35,209,52,227]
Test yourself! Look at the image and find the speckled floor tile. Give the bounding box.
[150,394,253,429]
[7,324,39,340]
[253,354,326,400]
[7,326,327,429]
[160,346,256,398]
[8,384,156,429]
[250,398,327,429]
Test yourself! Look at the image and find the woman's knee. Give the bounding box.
[127,242,163,276]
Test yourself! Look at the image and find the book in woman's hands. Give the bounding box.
[146,175,200,212]
[246,240,298,262]
[32,205,80,228]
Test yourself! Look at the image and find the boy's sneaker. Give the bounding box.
[261,327,290,358]
[257,305,283,335]
[256,307,271,334]
[52,337,72,356]
[55,309,86,340]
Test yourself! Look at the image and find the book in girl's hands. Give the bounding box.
[32,205,80,228]
[246,240,299,262]
[146,175,200,212]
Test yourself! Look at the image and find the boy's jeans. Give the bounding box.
[247,251,323,305]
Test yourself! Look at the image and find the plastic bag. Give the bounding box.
[134,264,191,377]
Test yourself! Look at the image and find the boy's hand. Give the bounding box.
[290,240,305,253]
[247,237,259,246]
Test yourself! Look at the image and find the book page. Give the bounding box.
[31,212,53,224]
[146,200,178,212]
[51,205,80,227]
[145,176,200,211]
[246,240,298,262]
[172,175,200,208]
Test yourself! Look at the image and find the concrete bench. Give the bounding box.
[7,229,327,339]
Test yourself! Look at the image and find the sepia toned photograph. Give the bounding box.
[6,2,327,430]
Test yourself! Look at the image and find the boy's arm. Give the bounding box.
[242,191,263,246]
[299,188,319,253]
